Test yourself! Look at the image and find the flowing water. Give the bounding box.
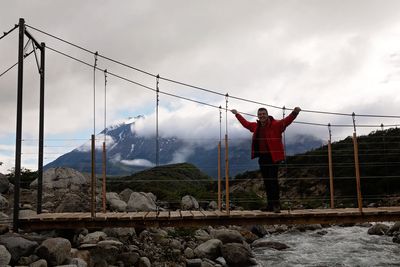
[253,225,400,267]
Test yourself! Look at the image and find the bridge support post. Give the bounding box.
[225,135,230,214]
[102,142,106,213]
[352,132,363,212]
[91,134,96,218]
[13,18,25,232]
[37,42,45,214]
[328,140,334,208]
[218,141,221,210]
[327,124,334,208]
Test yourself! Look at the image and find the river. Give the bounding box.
[253,224,400,267]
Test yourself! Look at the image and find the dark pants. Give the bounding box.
[258,154,280,208]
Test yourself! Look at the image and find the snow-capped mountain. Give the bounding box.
[44,116,323,177]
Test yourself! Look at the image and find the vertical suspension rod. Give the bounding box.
[156,75,160,166]
[224,94,230,214]
[327,123,334,208]
[102,69,108,213]
[93,51,98,135]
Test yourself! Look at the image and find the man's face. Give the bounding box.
[257,110,268,123]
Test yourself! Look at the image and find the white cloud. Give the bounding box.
[120,158,155,167]
[2,1,400,172]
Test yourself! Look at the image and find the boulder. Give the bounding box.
[0,244,11,266]
[118,252,140,266]
[210,229,245,244]
[0,174,10,194]
[387,222,400,236]
[30,259,48,267]
[35,237,71,266]
[194,239,222,260]
[0,224,9,235]
[221,243,254,266]
[119,188,134,203]
[55,192,90,213]
[181,195,199,210]
[194,229,211,242]
[184,247,195,259]
[80,231,107,245]
[102,227,136,243]
[126,192,157,211]
[71,249,91,267]
[368,223,390,235]
[0,234,38,263]
[252,239,290,250]
[70,257,88,267]
[106,192,127,211]
[208,201,218,210]
[30,167,89,191]
[138,256,151,267]
[186,258,202,267]
[0,194,8,210]
[250,225,268,238]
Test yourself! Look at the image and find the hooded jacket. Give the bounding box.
[235,112,298,163]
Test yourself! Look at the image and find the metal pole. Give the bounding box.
[102,69,107,213]
[37,42,45,214]
[218,142,221,210]
[224,95,230,214]
[352,133,363,212]
[91,134,96,218]
[218,106,222,210]
[225,134,229,214]
[327,123,334,209]
[352,113,363,212]
[102,142,106,213]
[13,18,25,231]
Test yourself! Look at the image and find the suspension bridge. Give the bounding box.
[1,18,400,231]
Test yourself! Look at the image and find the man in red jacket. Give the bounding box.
[231,106,301,213]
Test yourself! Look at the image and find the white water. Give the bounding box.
[253,225,400,267]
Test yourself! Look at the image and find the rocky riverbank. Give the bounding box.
[0,168,399,266]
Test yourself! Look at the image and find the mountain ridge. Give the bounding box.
[45,116,324,177]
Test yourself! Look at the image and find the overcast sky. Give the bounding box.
[1,0,400,173]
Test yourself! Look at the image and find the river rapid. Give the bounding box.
[253,224,400,267]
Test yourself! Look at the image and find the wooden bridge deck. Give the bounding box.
[18,207,400,231]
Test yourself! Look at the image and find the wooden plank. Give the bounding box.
[157,211,170,220]
[169,211,182,220]
[145,211,157,220]
[190,211,205,219]
[201,211,221,218]
[17,207,400,231]
[180,211,193,219]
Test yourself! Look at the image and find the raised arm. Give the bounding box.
[231,109,257,132]
[281,107,301,130]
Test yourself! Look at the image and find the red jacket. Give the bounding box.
[235,112,297,163]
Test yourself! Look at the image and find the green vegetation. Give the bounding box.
[7,167,37,189]
[106,163,216,207]
[283,128,400,207]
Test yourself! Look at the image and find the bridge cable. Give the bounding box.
[0,24,18,41]
[46,46,400,128]
[25,25,400,119]
[45,45,400,129]
[0,49,36,78]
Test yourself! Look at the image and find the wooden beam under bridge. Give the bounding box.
[17,207,400,231]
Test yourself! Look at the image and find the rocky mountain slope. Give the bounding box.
[45,116,323,177]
